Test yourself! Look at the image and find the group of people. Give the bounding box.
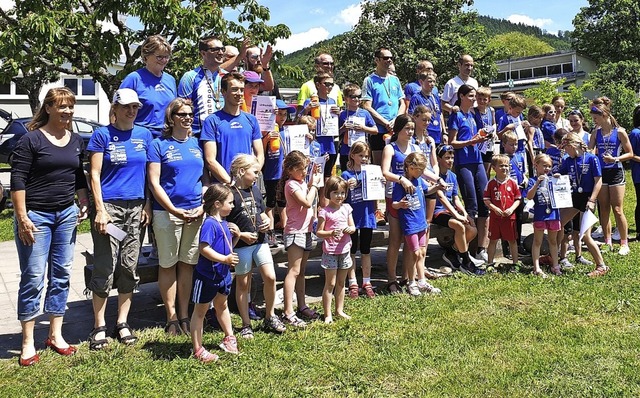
[10,34,637,366]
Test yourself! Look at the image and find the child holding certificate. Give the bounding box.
[338,83,377,172]
[392,152,442,296]
[526,154,561,277]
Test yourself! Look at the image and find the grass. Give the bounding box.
[1,173,640,396]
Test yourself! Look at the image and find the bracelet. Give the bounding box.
[398,175,404,182]
[263,67,271,71]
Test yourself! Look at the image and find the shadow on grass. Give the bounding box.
[141,340,193,361]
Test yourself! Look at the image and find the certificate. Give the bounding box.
[515,124,526,142]
[250,95,276,132]
[317,105,339,137]
[346,116,367,146]
[306,156,326,187]
[549,175,573,208]
[283,125,309,156]
[361,165,385,201]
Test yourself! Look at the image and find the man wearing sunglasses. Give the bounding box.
[297,53,344,114]
[178,36,237,136]
[361,47,406,165]
[243,45,276,94]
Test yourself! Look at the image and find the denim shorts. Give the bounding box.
[235,243,273,275]
[15,204,78,321]
[321,252,353,270]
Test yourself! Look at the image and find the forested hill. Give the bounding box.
[477,15,572,50]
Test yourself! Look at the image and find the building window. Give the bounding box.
[509,70,520,80]
[562,63,574,74]
[81,79,96,96]
[496,72,507,82]
[533,67,546,78]
[547,64,562,76]
[64,78,78,95]
[519,68,533,79]
[14,79,28,95]
[0,83,10,95]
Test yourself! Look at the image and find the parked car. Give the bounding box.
[0,109,104,164]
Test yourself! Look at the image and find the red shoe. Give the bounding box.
[18,353,40,367]
[348,284,360,299]
[45,338,77,356]
[539,255,552,266]
[362,283,375,298]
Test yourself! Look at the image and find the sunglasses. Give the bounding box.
[249,54,260,60]
[322,82,335,88]
[205,46,225,53]
[174,112,194,118]
[349,95,362,99]
[321,61,335,66]
[379,56,394,61]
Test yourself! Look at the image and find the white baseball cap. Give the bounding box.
[112,88,142,106]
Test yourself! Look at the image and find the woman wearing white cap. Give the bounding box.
[86,88,154,350]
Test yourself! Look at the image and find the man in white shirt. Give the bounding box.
[441,54,479,114]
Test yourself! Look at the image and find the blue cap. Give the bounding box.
[276,99,295,113]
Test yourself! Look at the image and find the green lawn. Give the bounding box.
[1,174,639,396]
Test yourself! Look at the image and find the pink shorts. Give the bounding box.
[404,230,427,253]
[533,220,561,232]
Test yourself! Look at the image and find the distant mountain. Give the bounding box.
[276,15,573,87]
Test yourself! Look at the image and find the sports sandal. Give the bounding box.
[193,346,218,363]
[264,316,286,334]
[112,322,138,345]
[164,320,182,336]
[179,318,191,336]
[348,284,360,299]
[297,306,320,320]
[239,325,254,339]
[387,281,401,295]
[587,265,609,277]
[88,326,109,351]
[362,283,375,298]
[283,312,307,328]
[550,265,562,276]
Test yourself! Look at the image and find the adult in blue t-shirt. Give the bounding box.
[120,35,177,137]
[200,72,264,184]
[87,89,153,348]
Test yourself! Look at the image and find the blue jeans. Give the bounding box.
[15,205,78,321]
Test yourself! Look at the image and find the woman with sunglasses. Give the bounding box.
[552,95,571,131]
[120,35,177,138]
[588,102,633,255]
[148,98,208,336]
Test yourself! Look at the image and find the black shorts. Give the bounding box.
[601,167,625,186]
[433,213,454,228]
[369,131,385,151]
[481,151,494,164]
[350,228,374,255]
[324,154,338,177]
[572,192,591,212]
[264,179,278,208]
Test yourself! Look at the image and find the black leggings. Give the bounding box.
[635,183,640,234]
[350,228,373,255]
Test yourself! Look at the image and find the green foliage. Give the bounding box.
[572,0,640,64]
[332,0,496,89]
[478,15,572,51]
[487,32,555,61]
[0,0,291,111]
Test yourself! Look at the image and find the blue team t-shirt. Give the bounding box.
[508,152,526,185]
[362,73,405,133]
[434,170,458,216]
[338,108,376,155]
[178,67,224,136]
[448,111,482,166]
[545,146,564,174]
[408,91,444,144]
[147,136,204,211]
[558,152,602,194]
[195,216,233,283]
[302,97,337,155]
[541,119,556,145]
[532,177,560,222]
[200,110,262,180]
[392,177,428,235]
[594,127,623,170]
[263,129,285,181]
[497,113,526,153]
[404,82,439,105]
[87,125,153,201]
[629,128,640,183]
[120,68,177,135]
[341,169,377,229]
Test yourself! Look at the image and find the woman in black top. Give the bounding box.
[11,87,89,366]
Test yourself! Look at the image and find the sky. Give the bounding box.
[258,0,590,54]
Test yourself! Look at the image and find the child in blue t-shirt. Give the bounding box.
[338,83,377,172]
[191,184,240,363]
[392,152,441,296]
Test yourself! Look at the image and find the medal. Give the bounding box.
[387,101,393,106]
[433,120,438,126]
[546,208,551,214]
[578,187,583,193]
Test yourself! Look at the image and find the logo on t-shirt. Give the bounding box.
[230,121,243,129]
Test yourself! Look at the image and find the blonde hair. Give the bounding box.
[501,130,517,144]
[347,141,371,171]
[230,153,259,182]
[534,153,552,167]
[403,152,427,175]
[476,86,491,99]
[141,35,171,62]
[163,98,193,137]
[561,132,588,152]
[490,154,509,167]
[27,87,76,131]
[590,101,620,127]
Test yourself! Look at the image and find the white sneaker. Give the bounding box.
[618,245,630,256]
[407,283,421,297]
[559,257,574,270]
[469,254,485,267]
[575,255,594,266]
[475,249,488,263]
[612,228,621,241]
[592,226,604,239]
[418,281,441,295]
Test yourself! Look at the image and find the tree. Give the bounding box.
[572,0,640,64]
[487,32,554,61]
[0,0,291,113]
[332,0,496,88]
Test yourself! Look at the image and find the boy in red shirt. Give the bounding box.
[483,154,522,267]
